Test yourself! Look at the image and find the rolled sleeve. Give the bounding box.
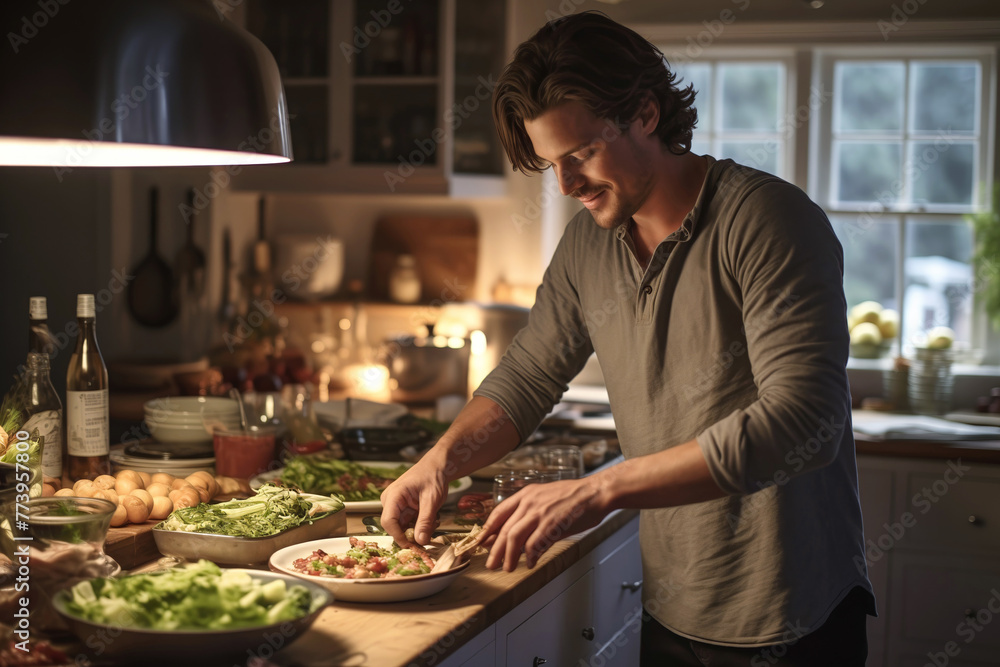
[696,182,853,495]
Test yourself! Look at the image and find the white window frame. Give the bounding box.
[810,45,994,215]
[637,21,1000,365]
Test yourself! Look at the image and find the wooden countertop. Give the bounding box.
[269,509,639,667]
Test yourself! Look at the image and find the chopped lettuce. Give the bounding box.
[64,560,321,630]
[157,483,344,538]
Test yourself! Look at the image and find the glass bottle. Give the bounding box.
[29,296,52,356]
[66,294,110,481]
[22,351,63,481]
[389,255,421,304]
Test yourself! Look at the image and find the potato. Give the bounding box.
[131,489,154,512]
[151,473,175,486]
[149,495,173,520]
[115,477,139,496]
[73,480,96,496]
[93,475,117,490]
[172,488,200,509]
[93,489,119,505]
[43,476,61,491]
[216,475,241,495]
[171,478,193,491]
[109,503,128,527]
[54,488,75,497]
[137,471,152,487]
[41,483,56,497]
[121,495,149,524]
[116,470,143,488]
[146,482,171,498]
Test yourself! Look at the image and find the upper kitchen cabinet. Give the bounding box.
[229,0,509,197]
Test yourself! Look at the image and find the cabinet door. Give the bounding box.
[593,528,643,652]
[505,569,598,666]
[857,458,894,667]
[592,625,641,667]
[887,550,1000,665]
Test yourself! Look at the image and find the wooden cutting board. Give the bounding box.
[367,216,479,304]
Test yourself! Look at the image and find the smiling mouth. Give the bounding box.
[576,191,605,208]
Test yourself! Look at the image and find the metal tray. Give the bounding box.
[152,509,347,566]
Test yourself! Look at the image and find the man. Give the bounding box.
[381,11,874,665]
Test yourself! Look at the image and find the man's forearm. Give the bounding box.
[419,396,523,481]
[594,439,727,512]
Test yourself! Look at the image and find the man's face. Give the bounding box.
[524,101,654,230]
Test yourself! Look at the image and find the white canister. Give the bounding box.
[389,255,422,303]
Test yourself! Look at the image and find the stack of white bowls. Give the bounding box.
[143,397,242,444]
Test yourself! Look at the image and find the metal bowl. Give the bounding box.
[339,426,435,461]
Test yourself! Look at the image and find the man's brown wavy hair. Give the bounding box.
[492,11,697,174]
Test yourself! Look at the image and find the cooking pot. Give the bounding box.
[272,234,344,300]
[382,332,470,404]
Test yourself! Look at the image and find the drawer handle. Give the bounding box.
[533,658,547,666]
[968,515,983,526]
[582,627,595,641]
[622,580,642,592]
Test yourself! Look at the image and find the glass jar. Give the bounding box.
[389,254,421,304]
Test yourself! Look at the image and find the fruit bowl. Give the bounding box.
[849,341,892,359]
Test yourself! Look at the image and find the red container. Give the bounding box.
[213,426,277,480]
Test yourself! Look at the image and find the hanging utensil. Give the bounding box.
[127,187,178,327]
[175,188,206,298]
[218,228,238,327]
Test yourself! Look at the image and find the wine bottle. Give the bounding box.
[29,296,53,356]
[22,351,63,481]
[66,294,110,481]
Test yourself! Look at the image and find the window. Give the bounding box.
[655,34,996,363]
[814,48,993,360]
[672,59,790,179]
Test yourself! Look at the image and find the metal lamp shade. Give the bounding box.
[0,0,292,167]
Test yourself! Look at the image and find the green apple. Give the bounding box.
[926,326,955,350]
[850,321,883,345]
[878,309,899,340]
[850,301,883,326]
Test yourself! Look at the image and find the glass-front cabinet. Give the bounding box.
[231,0,508,196]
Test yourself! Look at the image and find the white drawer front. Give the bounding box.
[505,569,597,666]
[593,529,643,651]
[900,470,1000,552]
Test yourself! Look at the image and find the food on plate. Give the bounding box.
[157,483,344,538]
[291,536,435,579]
[63,560,321,630]
[279,456,409,501]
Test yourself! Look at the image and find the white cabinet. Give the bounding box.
[229,0,509,196]
[440,514,642,667]
[857,455,1000,667]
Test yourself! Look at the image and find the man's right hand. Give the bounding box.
[380,461,450,547]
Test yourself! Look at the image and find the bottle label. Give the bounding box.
[66,390,109,457]
[22,409,63,478]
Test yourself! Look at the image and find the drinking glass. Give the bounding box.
[541,445,584,479]
[493,470,541,504]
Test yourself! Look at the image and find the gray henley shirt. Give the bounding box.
[474,156,875,646]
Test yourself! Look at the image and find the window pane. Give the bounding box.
[835,62,904,132]
[829,214,899,313]
[836,141,902,204]
[911,63,978,133]
[674,63,712,133]
[719,64,780,132]
[719,140,780,176]
[903,218,974,346]
[909,142,976,206]
[690,139,711,157]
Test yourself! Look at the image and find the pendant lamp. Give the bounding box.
[0,0,292,169]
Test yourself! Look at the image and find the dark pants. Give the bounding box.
[640,587,870,666]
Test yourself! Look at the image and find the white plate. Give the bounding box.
[251,461,472,512]
[312,399,408,428]
[268,535,470,602]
